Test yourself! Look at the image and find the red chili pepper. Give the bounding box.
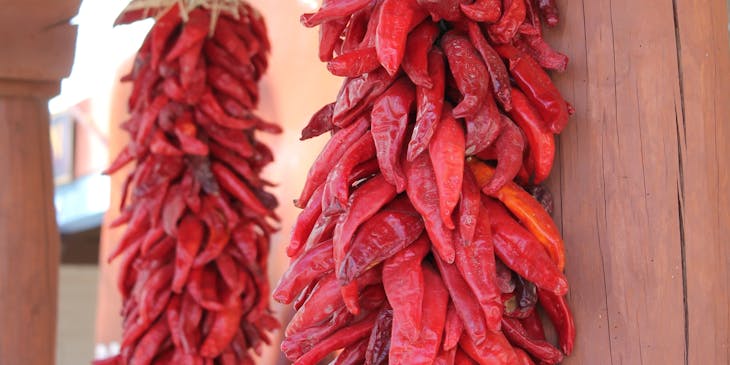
[429,106,466,229]
[150,4,182,70]
[482,115,526,194]
[164,9,209,62]
[333,174,398,271]
[486,197,568,295]
[416,0,463,21]
[322,131,376,214]
[455,202,503,332]
[402,21,440,88]
[192,202,231,267]
[459,328,519,365]
[288,185,326,258]
[470,160,566,270]
[301,102,335,140]
[433,251,488,344]
[365,306,393,365]
[515,34,569,72]
[319,4,350,62]
[495,44,569,133]
[520,309,546,340]
[130,319,170,365]
[537,0,560,27]
[460,0,502,23]
[301,0,373,27]
[339,209,423,283]
[488,0,527,44]
[334,338,368,364]
[371,78,415,191]
[501,317,564,364]
[466,21,512,111]
[389,263,449,365]
[514,348,537,365]
[457,168,480,248]
[294,311,378,365]
[441,31,490,119]
[332,68,395,127]
[327,47,381,77]
[297,115,370,208]
[172,215,204,293]
[200,302,245,358]
[375,0,425,75]
[408,48,446,161]
[508,88,555,183]
[463,95,503,156]
[341,5,372,53]
[383,235,429,342]
[211,162,270,218]
[404,152,456,263]
[275,239,334,304]
[537,289,575,355]
[442,302,463,351]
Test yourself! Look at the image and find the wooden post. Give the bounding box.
[0,0,80,364]
[544,0,730,363]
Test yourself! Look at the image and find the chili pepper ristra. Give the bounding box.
[97,1,280,364]
[276,0,576,364]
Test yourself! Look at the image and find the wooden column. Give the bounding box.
[544,0,730,363]
[0,0,80,364]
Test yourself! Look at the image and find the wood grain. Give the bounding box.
[674,0,730,363]
[0,96,60,365]
[543,0,730,363]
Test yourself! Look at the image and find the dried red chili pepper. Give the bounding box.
[284,1,577,363]
[103,3,279,365]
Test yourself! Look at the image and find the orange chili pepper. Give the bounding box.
[468,159,566,271]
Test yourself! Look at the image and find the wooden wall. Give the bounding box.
[544,0,730,363]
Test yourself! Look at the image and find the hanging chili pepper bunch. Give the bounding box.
[99,1,280,364]
[275,0,575,364]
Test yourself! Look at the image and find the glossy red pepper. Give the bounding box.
[466,21,512,111]
[441,31,490,119]
[339,210,424,283]
[433,252,488,344]
[301,0,372,27]
[301,102,335,140]
[429,106,465,229]
[375,0,426,75]
[508,87,555,183]
[389,263,448,365]
[327,47,380,77]
[538,0,560,27]
[470,160,566,270]
[371,78,415,191]
[408,48,446,161]
[296,115,370,208]
[538,289,575,355]
[383,235,430,342]
[402,21,440,88]
[459,329,519,365]
[460,0,502,23]
[416,0,463,21]
[404,152,456,263]
[322,131,376,214]
[482,115,526,194]
[495,44,569,133]
[442,302,463,351]
[501,317,564,364]
[488,0,527,44]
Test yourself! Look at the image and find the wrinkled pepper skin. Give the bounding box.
[282,0,576,363]
[469,160,566,271]
[495,44,569,133]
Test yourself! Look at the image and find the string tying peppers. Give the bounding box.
[277,0,577,364]
[97,1,280,364]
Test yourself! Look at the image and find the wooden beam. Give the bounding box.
[544,0,730,363]
[0,0,80,363]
